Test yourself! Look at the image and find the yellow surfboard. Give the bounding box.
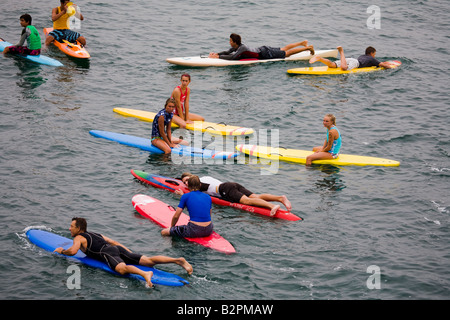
[287,60,401,75]
[113,108,254,136]
[236,144,400,167]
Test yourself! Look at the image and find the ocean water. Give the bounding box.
[1,0,449,301]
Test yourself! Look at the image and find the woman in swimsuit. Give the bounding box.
[306,114,342,166]
[171,74,204,128]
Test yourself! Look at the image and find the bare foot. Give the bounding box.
[270,205,280,217]
[300,40,308,47]
[337,46,344,54]
[309,55,321,63]
[308,45,315,55]
[178,257,193,275]
[281,195,292,211]
[144,271,154,288]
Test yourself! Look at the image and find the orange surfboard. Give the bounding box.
[44,27,90,59]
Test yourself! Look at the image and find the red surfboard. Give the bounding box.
[131,170,302,221]
[132,194,236,254]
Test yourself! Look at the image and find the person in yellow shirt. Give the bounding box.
[44,0,86,47]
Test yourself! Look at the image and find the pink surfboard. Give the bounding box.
[132,194,236,254]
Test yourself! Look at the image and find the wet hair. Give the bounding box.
[72,217,87,232]
[181,172,193,180]
[20,14,32,25]
[325,114,336,125]
[365,46,376,55]
[230,33,242,46]
[181,73,191,81]
[165,97,176,107]
[187,175,201,191]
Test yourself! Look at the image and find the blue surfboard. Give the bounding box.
[89,130,239,159]
[26,229,188,287]
[1,39,63,67]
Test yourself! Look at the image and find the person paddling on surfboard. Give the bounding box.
[54,217,193,288]
[178,173,292,217]
[309,46,395,71]
[306,114,342,166]
[161,175,214,239]
[171,74,204,129]
[44,0,86,48]
[208,33,314,60]
[151,98,186,154]
[3,14,41,56]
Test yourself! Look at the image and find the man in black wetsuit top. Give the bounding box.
[208,33,314,60]
[54,217,193,287]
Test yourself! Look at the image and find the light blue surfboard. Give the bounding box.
[26,229,188,286]
[89,130,239,159]
[1,38,63,67]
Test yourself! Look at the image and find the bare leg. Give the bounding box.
[309,55,337,67]
[249,194,292,211]
[306,151,334,166]
[44,35,55,48]
[115,262,154,288]
[140,255,194,275]
[172,114,187,129]
[77,36,86,46]
[336,46,348,70]
[187,112,205,122]
[282,41,315,57]
[152,138,172,154]
[239,195,280,216]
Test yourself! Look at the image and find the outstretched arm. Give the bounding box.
[54,235,82,256]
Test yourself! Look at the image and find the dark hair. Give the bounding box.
[165,97,176,107]
[20,14,32,25]
[230,33,242,46]
[72,217,87,232]
[187,175,201,191]
[365,46,376,55]
[181,73,191,81]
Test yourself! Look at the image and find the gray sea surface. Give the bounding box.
[1,0,449,300]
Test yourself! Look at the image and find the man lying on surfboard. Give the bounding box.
[54,217,193,288]
[177,172,292,216]
[208,33,314,60]
[309,46,394,71]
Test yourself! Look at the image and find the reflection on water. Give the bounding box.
[13,59,46,97]
[311,165,346,193]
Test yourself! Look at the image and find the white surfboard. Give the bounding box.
[166,49,338,67]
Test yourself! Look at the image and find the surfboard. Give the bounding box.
[43,28,90,59]
[0,38,63,66]
[26,229,188,286]
[287,60,401,75]
[166,49,338,67]
[132,194,236,254]
[89,130,239,160]
[113,107,254,136]
[131,170,302,221]
[236,144,400,167]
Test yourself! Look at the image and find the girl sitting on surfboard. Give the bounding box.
[170,74,204,128]
[306,114,342,166]
[161,175,214,239]
[151,98,186,154]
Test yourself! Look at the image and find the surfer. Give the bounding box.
[54,217,193,288]
[151,98,186,154]
[171,74,204,129]
[208,33,314,60]
[177,173,292,216]
[306,114,342,166]
[309,46,394,71]
[44,0,86,48]
[2,14,41,56]
[161,175,214,238]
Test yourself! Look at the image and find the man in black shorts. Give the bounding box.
[208,33,314,60]
[54,217,193,287]
[178,173,292,216]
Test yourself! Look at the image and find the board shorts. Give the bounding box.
[218,182,253,203]
[7,46,41,56]
[335,58,360,70]
[328,152,339,159]
[258,46,286,60]
[49,29,81,43]
[99,245,142,270]
[170,222,213,238]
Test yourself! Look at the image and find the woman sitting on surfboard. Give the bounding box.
[54,217,193,288]
[151,98,186,154]
[161,175,214,239]
[306,114,342,166]
[208,33,314,60]
[2,14,41,56]
[44,0,86,47]
[178,173,292,216]
[170,74,204,128]
[309,46,394,71]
